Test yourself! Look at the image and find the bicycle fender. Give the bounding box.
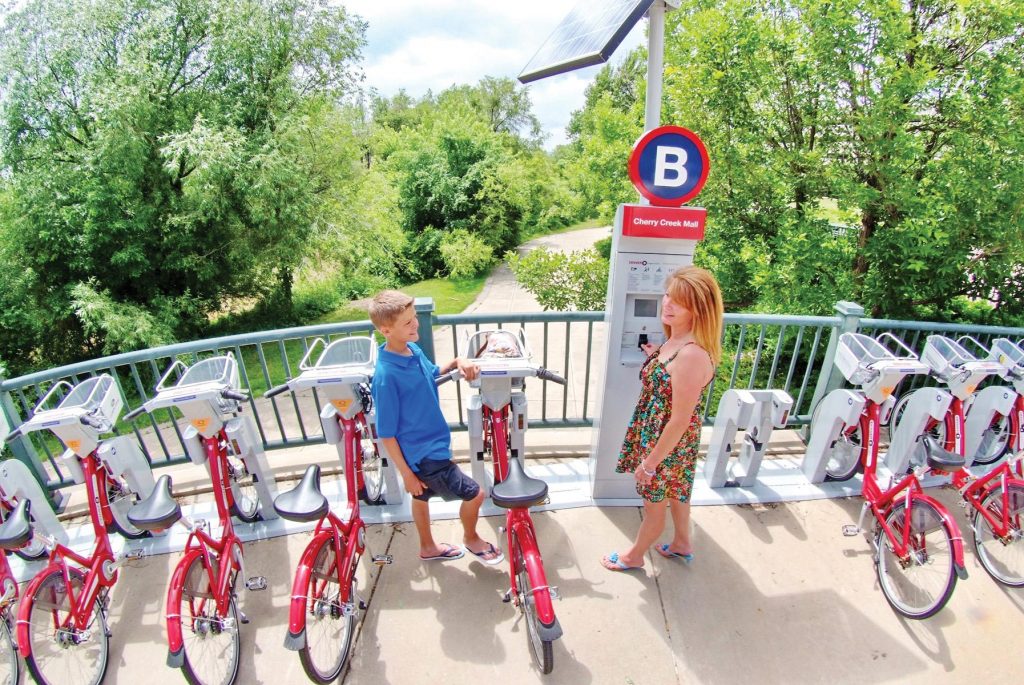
[166,548,205,666]
[538,616,563,642]
[516,528,557,626]
[912,493,968,576]
[15,563,61,658]
[286,529,336,649]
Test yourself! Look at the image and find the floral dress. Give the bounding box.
[616,343,708,503]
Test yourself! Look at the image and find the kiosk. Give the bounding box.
[591,125,710,499]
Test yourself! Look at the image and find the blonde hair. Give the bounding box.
[368,290,414,329]
[662,266,724,365]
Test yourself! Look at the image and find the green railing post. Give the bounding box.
[414,297,437,363]
[1,372,63,507]
[804,301,864,436]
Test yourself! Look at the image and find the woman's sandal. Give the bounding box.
[656,544,694,564]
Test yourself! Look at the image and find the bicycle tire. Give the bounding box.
[0,615,19,685]
[810,399,863,482]
[24,568,109,685]
[298,535,355,684]
[971,413,1011,466]
[227,452,261,524]
[357,418,385,505]
[972,482,1024,587]
[106,477,149,540]
[875,499,957,619]
[177,555,241,685]
[891,391,946,471]
[514,537,554,674]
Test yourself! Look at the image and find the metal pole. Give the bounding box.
[644,1,666,133]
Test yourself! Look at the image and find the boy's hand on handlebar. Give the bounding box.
[455,357,480,382]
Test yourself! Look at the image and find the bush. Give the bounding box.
[506,247,609,311]
[439,229,494,278]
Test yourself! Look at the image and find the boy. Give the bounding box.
[369,290,503,564]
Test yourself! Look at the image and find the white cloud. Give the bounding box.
[340,0,647,149]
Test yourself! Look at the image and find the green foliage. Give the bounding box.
[70,282,177,355]
[439,229,494,279]
[0,0,367,370]
[506,248,609,311]
[593,236,612,260]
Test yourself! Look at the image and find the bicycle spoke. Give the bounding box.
[973,483,1024,586]
[299,536,354,684]
[25,571,108,685]
[179,556,240,685]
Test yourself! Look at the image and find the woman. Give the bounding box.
[602,265,723,572]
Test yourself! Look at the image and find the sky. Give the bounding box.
[340,0,648,149]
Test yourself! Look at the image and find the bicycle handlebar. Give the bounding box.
[536,368,566,385]
[221,389,248,402]
[3,428,23,444]
[123,406,146,421]
[435,370,461,386]
[264,383,291,399]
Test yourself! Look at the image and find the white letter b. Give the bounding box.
[654,146,687,187]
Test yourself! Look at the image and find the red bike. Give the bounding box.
[0,499,28,685]
[438,328,565,673]
[265,335,392,683]
[4,375,149,685]
[125,354,270,685]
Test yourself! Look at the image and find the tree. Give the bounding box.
[0,0,367,370]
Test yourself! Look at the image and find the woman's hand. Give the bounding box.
[634,463,655,485]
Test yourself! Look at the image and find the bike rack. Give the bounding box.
[801,389,867,483]
[97,435,158,526]
[884,388,951,474]
[704,389,792,488]
[963,386,1016,467]
[0,458,69,547]
[224,415,279,519]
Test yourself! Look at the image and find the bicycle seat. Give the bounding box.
[273,464,329,523]
[921,437,966,472]
[491,457,548,509]
[0,498,34,550]
[128,474,183,531]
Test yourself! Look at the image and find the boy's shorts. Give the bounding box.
[412,459,480,502]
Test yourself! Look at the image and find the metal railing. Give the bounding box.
[2,298,1023,496]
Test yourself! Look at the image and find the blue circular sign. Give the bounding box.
[628,126,710,206]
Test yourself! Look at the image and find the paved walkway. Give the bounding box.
[21,226,1024,684]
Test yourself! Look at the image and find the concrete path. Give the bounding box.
[21,226,1024,684]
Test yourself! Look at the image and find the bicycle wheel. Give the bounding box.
[227,450,261,523]
[972,483,1024,587]
[298,535,355,684]
[0,616,19,685]
[24,569,109,685]
[357,419,384,505]
[891,391,946,471]
[875,499,957,619]
[178,554,241,685]
[810,399,862,482]
[972,413,1011,466]
[106,476,149,540]
[514,538,553,674]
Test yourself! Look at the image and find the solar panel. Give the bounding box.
[518,0,655,84]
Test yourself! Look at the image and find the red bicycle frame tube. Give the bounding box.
[939,397,966,455]
[857,402,967,571]
[484,406,557,627]
[16,453,118,658]
[166,432,242,660]
[285,413,365,642]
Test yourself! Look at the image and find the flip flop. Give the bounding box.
[601,552,642,572]
[656,544,694,564]
[420,543,465,562]
[466,542,504,566]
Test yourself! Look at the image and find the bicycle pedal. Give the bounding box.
[500,589,512,604]
[125,548,145,561]
[842,525,862,537]
[245,576,267,591]
[371,554,393,566]
[358,599,368,611]
[238,610,250,625]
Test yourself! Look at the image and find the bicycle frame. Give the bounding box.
[485,405,557,628]
[948,456,1024,538]
[167,432,243,662]
[284,415,366,644]
[853,402,968,574]
[16,453,119,658]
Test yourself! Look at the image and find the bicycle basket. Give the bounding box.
[176,355,240,392]
[921,335,975,379]
[314,337,375,369]
[57,374,123,427]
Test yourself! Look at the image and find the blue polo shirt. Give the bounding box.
[372,342,451,472]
